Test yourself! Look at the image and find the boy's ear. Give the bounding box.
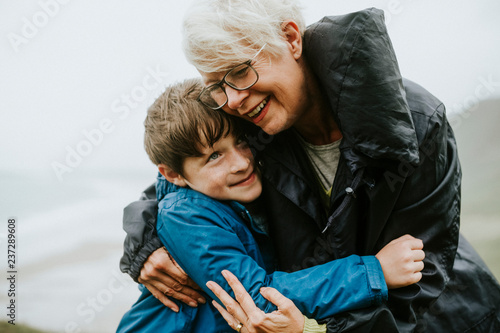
[158,164,187,187]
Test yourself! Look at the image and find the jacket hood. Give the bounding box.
[303,8,420,171]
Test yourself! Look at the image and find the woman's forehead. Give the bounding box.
[198,63,243,85]
[199,70,223,86]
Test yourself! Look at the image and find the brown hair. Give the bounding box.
[144,78,241,175]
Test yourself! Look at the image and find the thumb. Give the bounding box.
[260,287,293,311]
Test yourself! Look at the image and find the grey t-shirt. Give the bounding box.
[295,132,341,194]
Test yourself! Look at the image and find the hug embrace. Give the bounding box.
[118,0,500,332]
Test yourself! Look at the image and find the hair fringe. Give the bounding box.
[183,0,305,73]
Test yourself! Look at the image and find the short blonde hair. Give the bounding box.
[144,78,241,175]
[182,0,305,73]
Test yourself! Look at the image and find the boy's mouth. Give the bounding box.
[247,96,270,120]
[232,171,256,187]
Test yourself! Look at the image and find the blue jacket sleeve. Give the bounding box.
[158,196,387,320]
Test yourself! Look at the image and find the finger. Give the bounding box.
[166,251,203,290]
[409,238,424,250]
[412,249,425,261]
[212,300,242,331]
[414,260,425,273]
[162,286,202,308]
[222,270,262,315]
[392,234,414,244]
[143,274,205,306]
[259,287,294,311]
[206,280,249,324]
[154,248,202,290]
[144,283,180,312]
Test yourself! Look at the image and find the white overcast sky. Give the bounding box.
[1,0,500,177]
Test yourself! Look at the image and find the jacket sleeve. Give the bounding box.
[322,95,462,331]
[159,197,387,320]
[119,183,163,282]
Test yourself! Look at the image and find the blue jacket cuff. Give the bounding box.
[361,255,388,304]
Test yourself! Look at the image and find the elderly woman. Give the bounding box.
[120,0,500,332]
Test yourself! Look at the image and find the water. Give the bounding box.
[0,169,153,332]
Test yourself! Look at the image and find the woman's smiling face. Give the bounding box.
[199,22,311,135]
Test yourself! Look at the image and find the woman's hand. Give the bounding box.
[206,270,304,333]
[139,247,206,312]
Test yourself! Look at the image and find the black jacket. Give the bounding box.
[120,8,500,332]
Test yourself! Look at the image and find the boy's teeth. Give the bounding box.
[248,98,268,118]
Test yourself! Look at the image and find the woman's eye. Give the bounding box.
[233,67,249,78]
[208,152,220,161]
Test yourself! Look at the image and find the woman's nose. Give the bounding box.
[225,86,250,112]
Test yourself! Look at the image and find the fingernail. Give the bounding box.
[198,297,206,304]
[170,307,179,313]
[221,270,228,277]
[189,301,198,307]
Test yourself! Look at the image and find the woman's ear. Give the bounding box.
[158,164,187,187]
[281,20,302,60]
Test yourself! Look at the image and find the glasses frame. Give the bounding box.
[197,61,259,110]
[197,44,267,110]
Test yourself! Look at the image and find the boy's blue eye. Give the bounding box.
[208,152,220,161]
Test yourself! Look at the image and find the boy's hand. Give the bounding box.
[375,234,425,289]
[139,247,206,312]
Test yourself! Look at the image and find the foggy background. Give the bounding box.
[1,1,499,332]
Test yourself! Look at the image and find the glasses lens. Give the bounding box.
[226,63,258,90]
[199,85,227,109]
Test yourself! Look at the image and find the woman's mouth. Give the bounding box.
[247,97,270,120]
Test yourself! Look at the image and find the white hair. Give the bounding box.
[182,0,305,73]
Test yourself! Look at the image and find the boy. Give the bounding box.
[117,78,424,332]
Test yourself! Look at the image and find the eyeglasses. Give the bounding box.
[197,44,266,110]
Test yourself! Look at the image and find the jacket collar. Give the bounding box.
[155,173,181,201]
[303,8,420,173]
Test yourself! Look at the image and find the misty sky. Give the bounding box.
[1,0,500,179]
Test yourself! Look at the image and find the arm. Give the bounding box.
[323,109,461,332]
[119,183,205,312]
[205,234,424,333]
[159,197,391,320]
[119,184,162,281]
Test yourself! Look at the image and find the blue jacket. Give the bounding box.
[117,175,387,332]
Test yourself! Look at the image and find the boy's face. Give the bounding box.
[181,133,262,203]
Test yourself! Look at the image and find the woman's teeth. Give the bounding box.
[248,98,268,118]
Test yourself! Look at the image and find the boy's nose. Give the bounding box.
[230,150,250,173]
[225,86,250,112]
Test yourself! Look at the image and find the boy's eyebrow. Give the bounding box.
[197,145,214,159]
